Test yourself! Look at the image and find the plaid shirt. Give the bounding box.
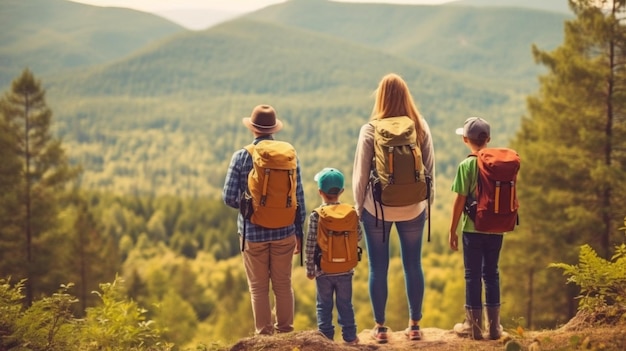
[222,136,306,242]
[305,202,363,277]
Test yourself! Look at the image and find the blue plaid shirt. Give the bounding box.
[222,136,306,242]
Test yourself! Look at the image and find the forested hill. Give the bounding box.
[452,0,571,14]
[2,0,569,202]
[246,0,570,84]
[0,0,184,86]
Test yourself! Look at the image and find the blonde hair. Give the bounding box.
[371,73,425,140]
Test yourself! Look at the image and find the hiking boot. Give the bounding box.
[344,337,359,345]
[484,306,504,340]
[370,326,388,344]
[405,325,422,340]
[453,308,483,340]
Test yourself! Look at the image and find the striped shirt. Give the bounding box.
[222,136,306,242]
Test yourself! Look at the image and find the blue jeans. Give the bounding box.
[315,273,357,342]
[362,210,426,324]
[462,232,503,309]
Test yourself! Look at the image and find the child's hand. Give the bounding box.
[449,231,459,251]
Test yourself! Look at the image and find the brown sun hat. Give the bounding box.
[242,104,283,134]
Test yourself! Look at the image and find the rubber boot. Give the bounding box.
[485,306,503,340]
[453,307,483,340]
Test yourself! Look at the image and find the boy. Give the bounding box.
[449,117,505,340]
[305,168,362,345]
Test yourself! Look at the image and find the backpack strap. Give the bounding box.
[244,143,254,155]
[240,143,256,252]
[410,143,420,181]
[426,175,432,242]
[387,146,395,184]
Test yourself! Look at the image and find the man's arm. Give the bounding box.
[222,150,244,209]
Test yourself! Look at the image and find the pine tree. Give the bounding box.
[0,106,22,285]
[507,0,626,327]
[0,69,78,305]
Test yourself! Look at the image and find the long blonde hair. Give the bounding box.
[371,73,425,140]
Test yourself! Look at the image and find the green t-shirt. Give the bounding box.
[451,156,480,233]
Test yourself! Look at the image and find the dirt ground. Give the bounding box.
[226,319,626,351]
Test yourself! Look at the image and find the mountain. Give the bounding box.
[153,8,246,31]
[0,0,185,88]
[452,0,572,14]
[0,0,569,199]
[245,0,569,85]
[45,17,513,197]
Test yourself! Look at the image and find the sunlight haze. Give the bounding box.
[68,0,455,29]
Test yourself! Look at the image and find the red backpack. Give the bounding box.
[466,148,520,232]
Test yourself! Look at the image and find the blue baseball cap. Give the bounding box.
[314,168,344,195]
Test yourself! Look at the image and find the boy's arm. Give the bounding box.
[305,212,318,279]
[449,193,466,251]
[294,158,307,255]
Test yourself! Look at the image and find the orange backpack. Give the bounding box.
[314,204,361,274]
[244,140,298,228]
[467,148,520,232]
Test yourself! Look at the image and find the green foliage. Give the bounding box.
[550,219,626,322]
[550,244,626,313]
[506,0,626,328]
[0,277,173,351]
[11,283,79,351]
[0,69,81,304]
[81,278,172,351]
[0,278,25,348]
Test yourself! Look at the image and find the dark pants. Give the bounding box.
[462,232,503,309]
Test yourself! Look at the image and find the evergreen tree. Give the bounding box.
[62,193,118,313]
[507,0,626,327]
[0,109,22,284]
[0,69,78,304]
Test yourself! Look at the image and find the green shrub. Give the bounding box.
[550,217,626,321]
[79,277,173,351]
[0,277,173,351]
[11,283,79,351]
[0,278,26,349]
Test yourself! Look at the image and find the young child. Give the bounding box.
[305,168,362,345]
[449,117,505,340]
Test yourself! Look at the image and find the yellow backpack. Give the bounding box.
[314,204,361,274]
[244,140,298,228]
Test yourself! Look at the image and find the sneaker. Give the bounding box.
[405,325,422,341]
[343,337,359,345]
[371,326,388,344]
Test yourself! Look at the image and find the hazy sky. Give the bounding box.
[69,0,454,13]
[68,0,456,29]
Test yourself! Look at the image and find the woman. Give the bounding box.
[352,73,436,343]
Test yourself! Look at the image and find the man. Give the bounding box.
[222,104,306,335]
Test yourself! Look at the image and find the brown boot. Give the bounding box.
[453,308,483,340]
[485,306,503,340]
